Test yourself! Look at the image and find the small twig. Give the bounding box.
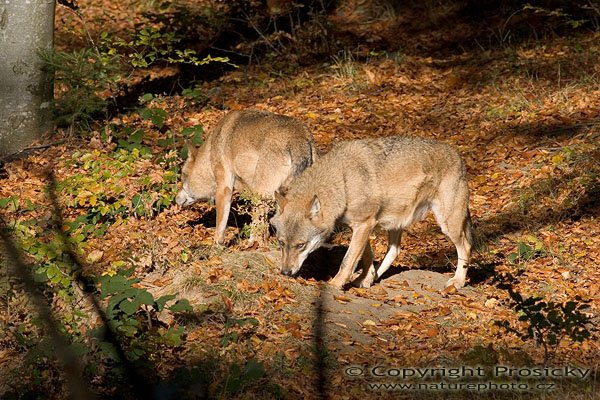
[0,141,66,164]
[238,12,280,53]
[22,140,66,152]
[58,4,103,61]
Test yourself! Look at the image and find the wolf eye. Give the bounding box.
[278,238,285,247]
[295,242,306,250]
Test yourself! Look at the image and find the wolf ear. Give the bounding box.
[185,141,197,161]
[308,195,321,220]
[274,191,287,211]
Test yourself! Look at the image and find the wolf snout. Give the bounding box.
[281,269,296,277]
[175,191,194,207]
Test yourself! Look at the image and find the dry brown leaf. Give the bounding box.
[392,310,417,319]
[438,306,452,316]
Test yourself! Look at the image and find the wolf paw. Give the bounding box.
[445,276,465,289]
[357,279,373,289]
[329,278,346,290]
[352,274,375,289]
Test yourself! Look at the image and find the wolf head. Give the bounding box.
[270,191,330,277]
[175,142,216,207]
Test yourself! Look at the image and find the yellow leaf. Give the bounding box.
[305,112,318,119]
[86,250,104,264]
[443,285,457,295]
[250,335,262,346]
[551,154,564,165]
[89,195,97,207]
[263,255,277,269]
[362,319,377,326]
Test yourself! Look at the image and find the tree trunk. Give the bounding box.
[0,0,55,158]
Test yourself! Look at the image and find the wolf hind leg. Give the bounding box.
[375,229,402,280]
[431,184,473,289]
[214,169,235,245]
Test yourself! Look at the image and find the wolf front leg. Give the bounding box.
[330,222,375,289]
[214,167,235,245]
[214,185,233,245]
[352,241,376,288]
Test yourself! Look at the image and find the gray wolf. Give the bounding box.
[176,110,317,245]
[270,135,473,289]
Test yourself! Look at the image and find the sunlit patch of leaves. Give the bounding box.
[58,146,179,237]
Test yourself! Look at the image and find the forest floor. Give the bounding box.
[1,0,600,399]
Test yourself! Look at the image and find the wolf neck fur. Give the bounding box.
[289,147,354,230]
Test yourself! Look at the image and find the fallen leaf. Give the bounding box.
[86,250,104,264]
[221,295,233,312]
[484,298,499,309]
[334,295,352,303]
[438,306,452,316]
[442,285,458,295]
[392,310,416,318]
[425,328,439,337]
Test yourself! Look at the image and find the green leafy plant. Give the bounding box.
[234,190,276,245]
[101,27,232,69]
[139,106,168,130]
[40,48,122,127]
[95,268,192,361]
[6,218,82,302]
[223,359,265,394]
[508,236,546,264]
[58,147,179,234]
[137,94,204,153]
[42,18,232,129]
[495,274,591,364]
[0,196,22,212]
[220,316,259,347]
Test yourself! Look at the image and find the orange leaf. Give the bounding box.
[425,328,439,337]
[334,295,352,303]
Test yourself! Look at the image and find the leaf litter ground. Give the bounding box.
[1,1,600,398]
